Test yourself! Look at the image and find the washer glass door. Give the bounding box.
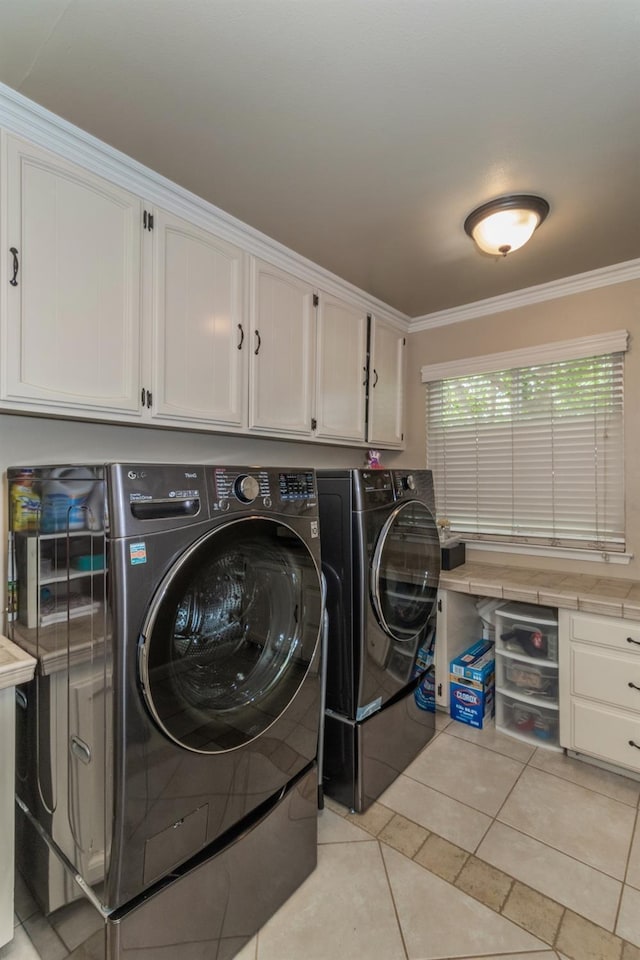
[139,518,322,753]
[371,500,440,642]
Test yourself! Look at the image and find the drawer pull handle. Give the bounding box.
[629,682,640,692]
[627,637,640,646]
[629,740,640,751]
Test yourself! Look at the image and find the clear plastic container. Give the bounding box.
[496,693,559,747]
[495,603,558,663]
[496,653,558,701]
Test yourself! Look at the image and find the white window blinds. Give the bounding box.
[425,346,626,551]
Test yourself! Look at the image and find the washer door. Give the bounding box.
[371,500,440,642]
[139,517,322,753]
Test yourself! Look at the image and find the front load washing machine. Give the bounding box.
[317,468,440,812]
[10,463,323,958]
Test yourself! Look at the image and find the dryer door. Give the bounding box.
[371,499,440,643]
[138,517,322,753]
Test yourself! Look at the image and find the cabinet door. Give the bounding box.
[3,135,142,415]
[149,208,247,427]
[249,258,315,437]
[435,589,482,709]
[315,292,367,442]
[367,316,405,448]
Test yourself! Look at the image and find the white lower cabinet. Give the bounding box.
[435,589,484,710]
[559,610,640,775]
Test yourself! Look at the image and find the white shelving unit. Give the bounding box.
[494,601,561,750]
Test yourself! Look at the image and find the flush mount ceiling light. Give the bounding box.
[464,194,550,257]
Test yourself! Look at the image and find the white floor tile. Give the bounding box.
[497,766,636,879]
[0,927,40,960]
[256,841,405,960]
[447,718,536,763]
[317,808,371,843]
[381,845,548,959]
[477,821,622,931]
[616,883,640,947]
[626,814,640,890]
[380,773,492,852]
[529,748,640,806]
[458,955,556,960]
[404,730,525,816]
[234,936,258,960]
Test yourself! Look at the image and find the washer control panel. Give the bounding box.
[210,467,317,514]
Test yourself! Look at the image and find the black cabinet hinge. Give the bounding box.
[313,294,319,307]
[311,418,317,430]
[437,682,442,697]
[437,598,442,612]
[403,337,406,346]
[143,210,154,231]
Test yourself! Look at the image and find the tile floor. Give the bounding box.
[4,712,640,960]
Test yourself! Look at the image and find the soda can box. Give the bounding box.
[450,640,495,729]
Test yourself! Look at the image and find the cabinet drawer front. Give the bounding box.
[572,645,640,711]
[572,700,640,773]
[568,612,640,653]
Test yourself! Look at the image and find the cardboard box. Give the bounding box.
[449,640,495,729]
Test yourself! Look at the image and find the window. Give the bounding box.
[423,333,627,553]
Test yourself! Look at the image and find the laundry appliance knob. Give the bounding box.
[234,474,260,503]
[403,474,416,491]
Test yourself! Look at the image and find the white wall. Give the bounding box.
[404,277,640,580]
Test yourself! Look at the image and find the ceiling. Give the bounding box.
[1,0,639,318]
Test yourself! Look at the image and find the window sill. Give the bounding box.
[465,539,633,565]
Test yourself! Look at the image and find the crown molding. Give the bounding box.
[410,259,640,332]
[0,81,409,327]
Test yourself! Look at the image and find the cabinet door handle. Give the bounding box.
[372,368,379,388]
[254,330,261,356]
[628,681,640,692]
[141,387,146,407]
[627,637,640,646]
[9,247,19,286]
[362,366,368,387]
[237,323,244,350]
[629,740,640,751]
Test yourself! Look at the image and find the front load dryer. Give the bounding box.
[317,468,440,811]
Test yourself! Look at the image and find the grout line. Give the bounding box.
[376,839,410,960]
[329,795,638,956]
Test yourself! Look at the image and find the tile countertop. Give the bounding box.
[0,635,36,689]
[439,561,640,621]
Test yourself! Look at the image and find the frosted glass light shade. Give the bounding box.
[464,195,549,257]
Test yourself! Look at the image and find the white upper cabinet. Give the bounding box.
[2,134,142,416]
[367,315,406,448]
[249,258,315,437]
[147,207,248,428]
[315,292,367,442]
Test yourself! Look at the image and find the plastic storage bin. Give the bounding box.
[496,656,558,701]
[494,602,560,750]
[496,693,559,747]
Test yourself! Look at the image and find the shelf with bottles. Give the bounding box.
[11,530,107,631]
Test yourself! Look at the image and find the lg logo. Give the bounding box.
[127,470,147,480]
